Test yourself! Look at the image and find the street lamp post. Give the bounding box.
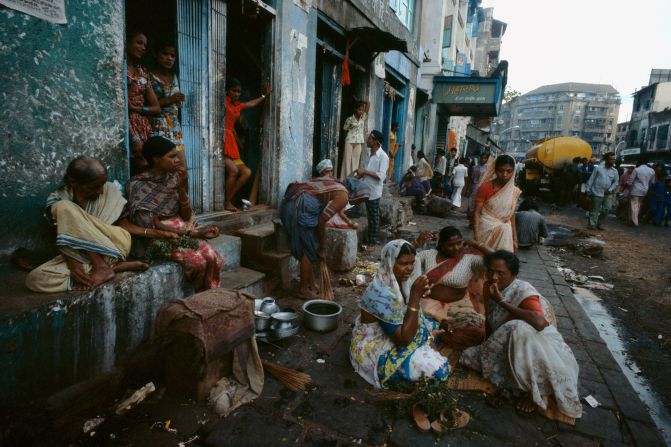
[614,140,626,159]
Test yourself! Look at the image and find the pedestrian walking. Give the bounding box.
[450,158,468,208]
[586,152,619,230]
[628,157,656,226]
[356,130,389,246]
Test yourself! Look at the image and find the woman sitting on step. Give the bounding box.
[119,136,222,291]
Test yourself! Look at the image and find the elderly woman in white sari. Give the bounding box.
[473,154,521,252]
[460,251,582,418]
[26,157,147,292]
[350,240,450,388]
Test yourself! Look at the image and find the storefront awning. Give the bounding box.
[347,27,408,54]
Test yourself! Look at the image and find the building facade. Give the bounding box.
[417,0,506,160]
[0,0,422,259]
[492,83,621,156]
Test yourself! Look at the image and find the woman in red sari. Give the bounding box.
[223,78,271,212]
[119,136,223,291]
[413,226,492,351]
[126,31,161,174]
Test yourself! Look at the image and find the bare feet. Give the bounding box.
[113,261,149,272]
[516,396,537,415]
[88,264,115,289]
[192,225,220,239]
[225,203,240,212]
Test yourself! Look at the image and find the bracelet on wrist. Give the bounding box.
[407,306,419,313]
[144,228,149,237]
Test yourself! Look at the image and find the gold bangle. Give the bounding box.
[407,306,419,313]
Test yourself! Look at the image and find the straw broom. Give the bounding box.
[319,260,334,300]
[261,360,311,391]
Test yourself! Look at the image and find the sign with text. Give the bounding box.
[432,76,503,117]
[0,0,66,24]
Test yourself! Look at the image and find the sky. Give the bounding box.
[480,0,671,123]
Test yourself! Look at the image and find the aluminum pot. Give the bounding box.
[302,300,342,333]
[254,310,272,332]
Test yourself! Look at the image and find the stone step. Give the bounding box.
[196,206,277,236]
[219,266,270,297]
[238,222,277,266]
[207,234,241,273]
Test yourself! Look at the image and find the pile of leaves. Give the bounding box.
[386,378,460,421]
[144,235,199,262]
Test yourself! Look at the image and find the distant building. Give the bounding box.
[492,83,621,156]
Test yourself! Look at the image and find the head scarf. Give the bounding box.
[359,239,421,325]
[316,159,333,176]
[343,176,371,202]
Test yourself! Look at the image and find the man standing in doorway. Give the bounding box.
[586,152,619,230]
[356,130,389,246]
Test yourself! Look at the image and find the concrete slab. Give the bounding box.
[207,233,241,273]
[219,267,266,296]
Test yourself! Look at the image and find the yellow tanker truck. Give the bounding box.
[523,136,592,194]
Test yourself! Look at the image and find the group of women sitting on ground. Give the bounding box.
[350,153,582,421]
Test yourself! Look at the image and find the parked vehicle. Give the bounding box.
[522,136,592,198]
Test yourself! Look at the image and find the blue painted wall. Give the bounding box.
[0,1,127,261]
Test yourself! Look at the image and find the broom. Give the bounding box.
[261,360,311,391]
[319,261,335,300]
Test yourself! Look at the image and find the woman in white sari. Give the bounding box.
[473,154,521,252]
[460,251,582,418]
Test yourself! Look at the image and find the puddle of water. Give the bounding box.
[574,291,671,445]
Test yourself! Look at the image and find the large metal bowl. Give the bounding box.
[302,300,342,333]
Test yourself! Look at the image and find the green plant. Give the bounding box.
[388,378,460,421]
[144,235,199,262]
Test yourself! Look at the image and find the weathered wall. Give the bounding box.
[273,2,317,203]
[0,263,185,404]
[0,1,127,260]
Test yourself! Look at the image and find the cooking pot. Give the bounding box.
[302,300,342,332]
[254,310,272,332]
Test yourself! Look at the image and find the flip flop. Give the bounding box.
[410,403,430,433]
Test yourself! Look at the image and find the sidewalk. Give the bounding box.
[73,213,666,446]
[200,213,665,446]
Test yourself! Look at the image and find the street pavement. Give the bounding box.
[200,213,666,446]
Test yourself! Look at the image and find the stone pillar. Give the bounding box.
[324,227,358,272]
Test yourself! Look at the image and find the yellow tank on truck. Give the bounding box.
[524,136,592,170]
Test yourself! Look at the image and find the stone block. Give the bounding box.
[600,367,656,424]
[219,267,268,297]
[379,197,400,227]
[207,234,241,273]
[625,419,666,447]
[426,195,452,217]
[325,227,358,272]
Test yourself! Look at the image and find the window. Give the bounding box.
[442,15,453,49]
[391,0,415,31]
[648,127,657,149]
[657,124,669,149]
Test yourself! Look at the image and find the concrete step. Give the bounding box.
[197,206,277,236]
[238,222,277,265]
[219,266,271,297]
[207,234,241,273]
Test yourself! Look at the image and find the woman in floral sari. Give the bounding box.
[350,240,450,388]
[413,227,491,351]
[473,154,521,252]
[119,136,223,291]
[460,251,582,418]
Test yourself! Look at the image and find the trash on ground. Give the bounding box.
[588,275,605,282]
[178,435,199,447]
[83,417,104,434]
[355,274,366,286]
[316,358,326,364]
[659,334,664,340]
[573,287,602,302]
[408,221,417,226]
[584,395,600,408]
[115,382,156,415]
[151,419,177,433]
[618,307,629,312]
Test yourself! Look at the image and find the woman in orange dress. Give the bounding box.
[223,78,271,212]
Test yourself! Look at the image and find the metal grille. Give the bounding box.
[209,0,227,211]
[177,0,209,212]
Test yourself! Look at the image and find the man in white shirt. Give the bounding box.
[356,130,389,245]
[450,158,469,208]
[628,157,656,226]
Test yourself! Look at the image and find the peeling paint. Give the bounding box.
[0,0,127,259]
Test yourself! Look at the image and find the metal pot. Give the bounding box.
[254,310,272,331]
[260,298,279,315]
[302,300,343,333]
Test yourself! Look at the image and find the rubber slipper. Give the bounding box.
[410,403,430,433]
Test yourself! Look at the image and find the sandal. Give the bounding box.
[410,403,430,433]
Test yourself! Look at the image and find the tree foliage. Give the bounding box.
[504,87,522,104]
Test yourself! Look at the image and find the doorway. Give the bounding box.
[382,72,407,182]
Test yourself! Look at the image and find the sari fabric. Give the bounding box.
[460,279,582,418]
[126,173,223,291]
[477,160,521,251]
[418,249,486,350]
[350,240,450,388]
[26,182,131,292]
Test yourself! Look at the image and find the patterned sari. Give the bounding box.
[350,240,450,388]
[418,249,486,350]
[460,279,582,418]
[477,161,521,251]
[126,171,223,291]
